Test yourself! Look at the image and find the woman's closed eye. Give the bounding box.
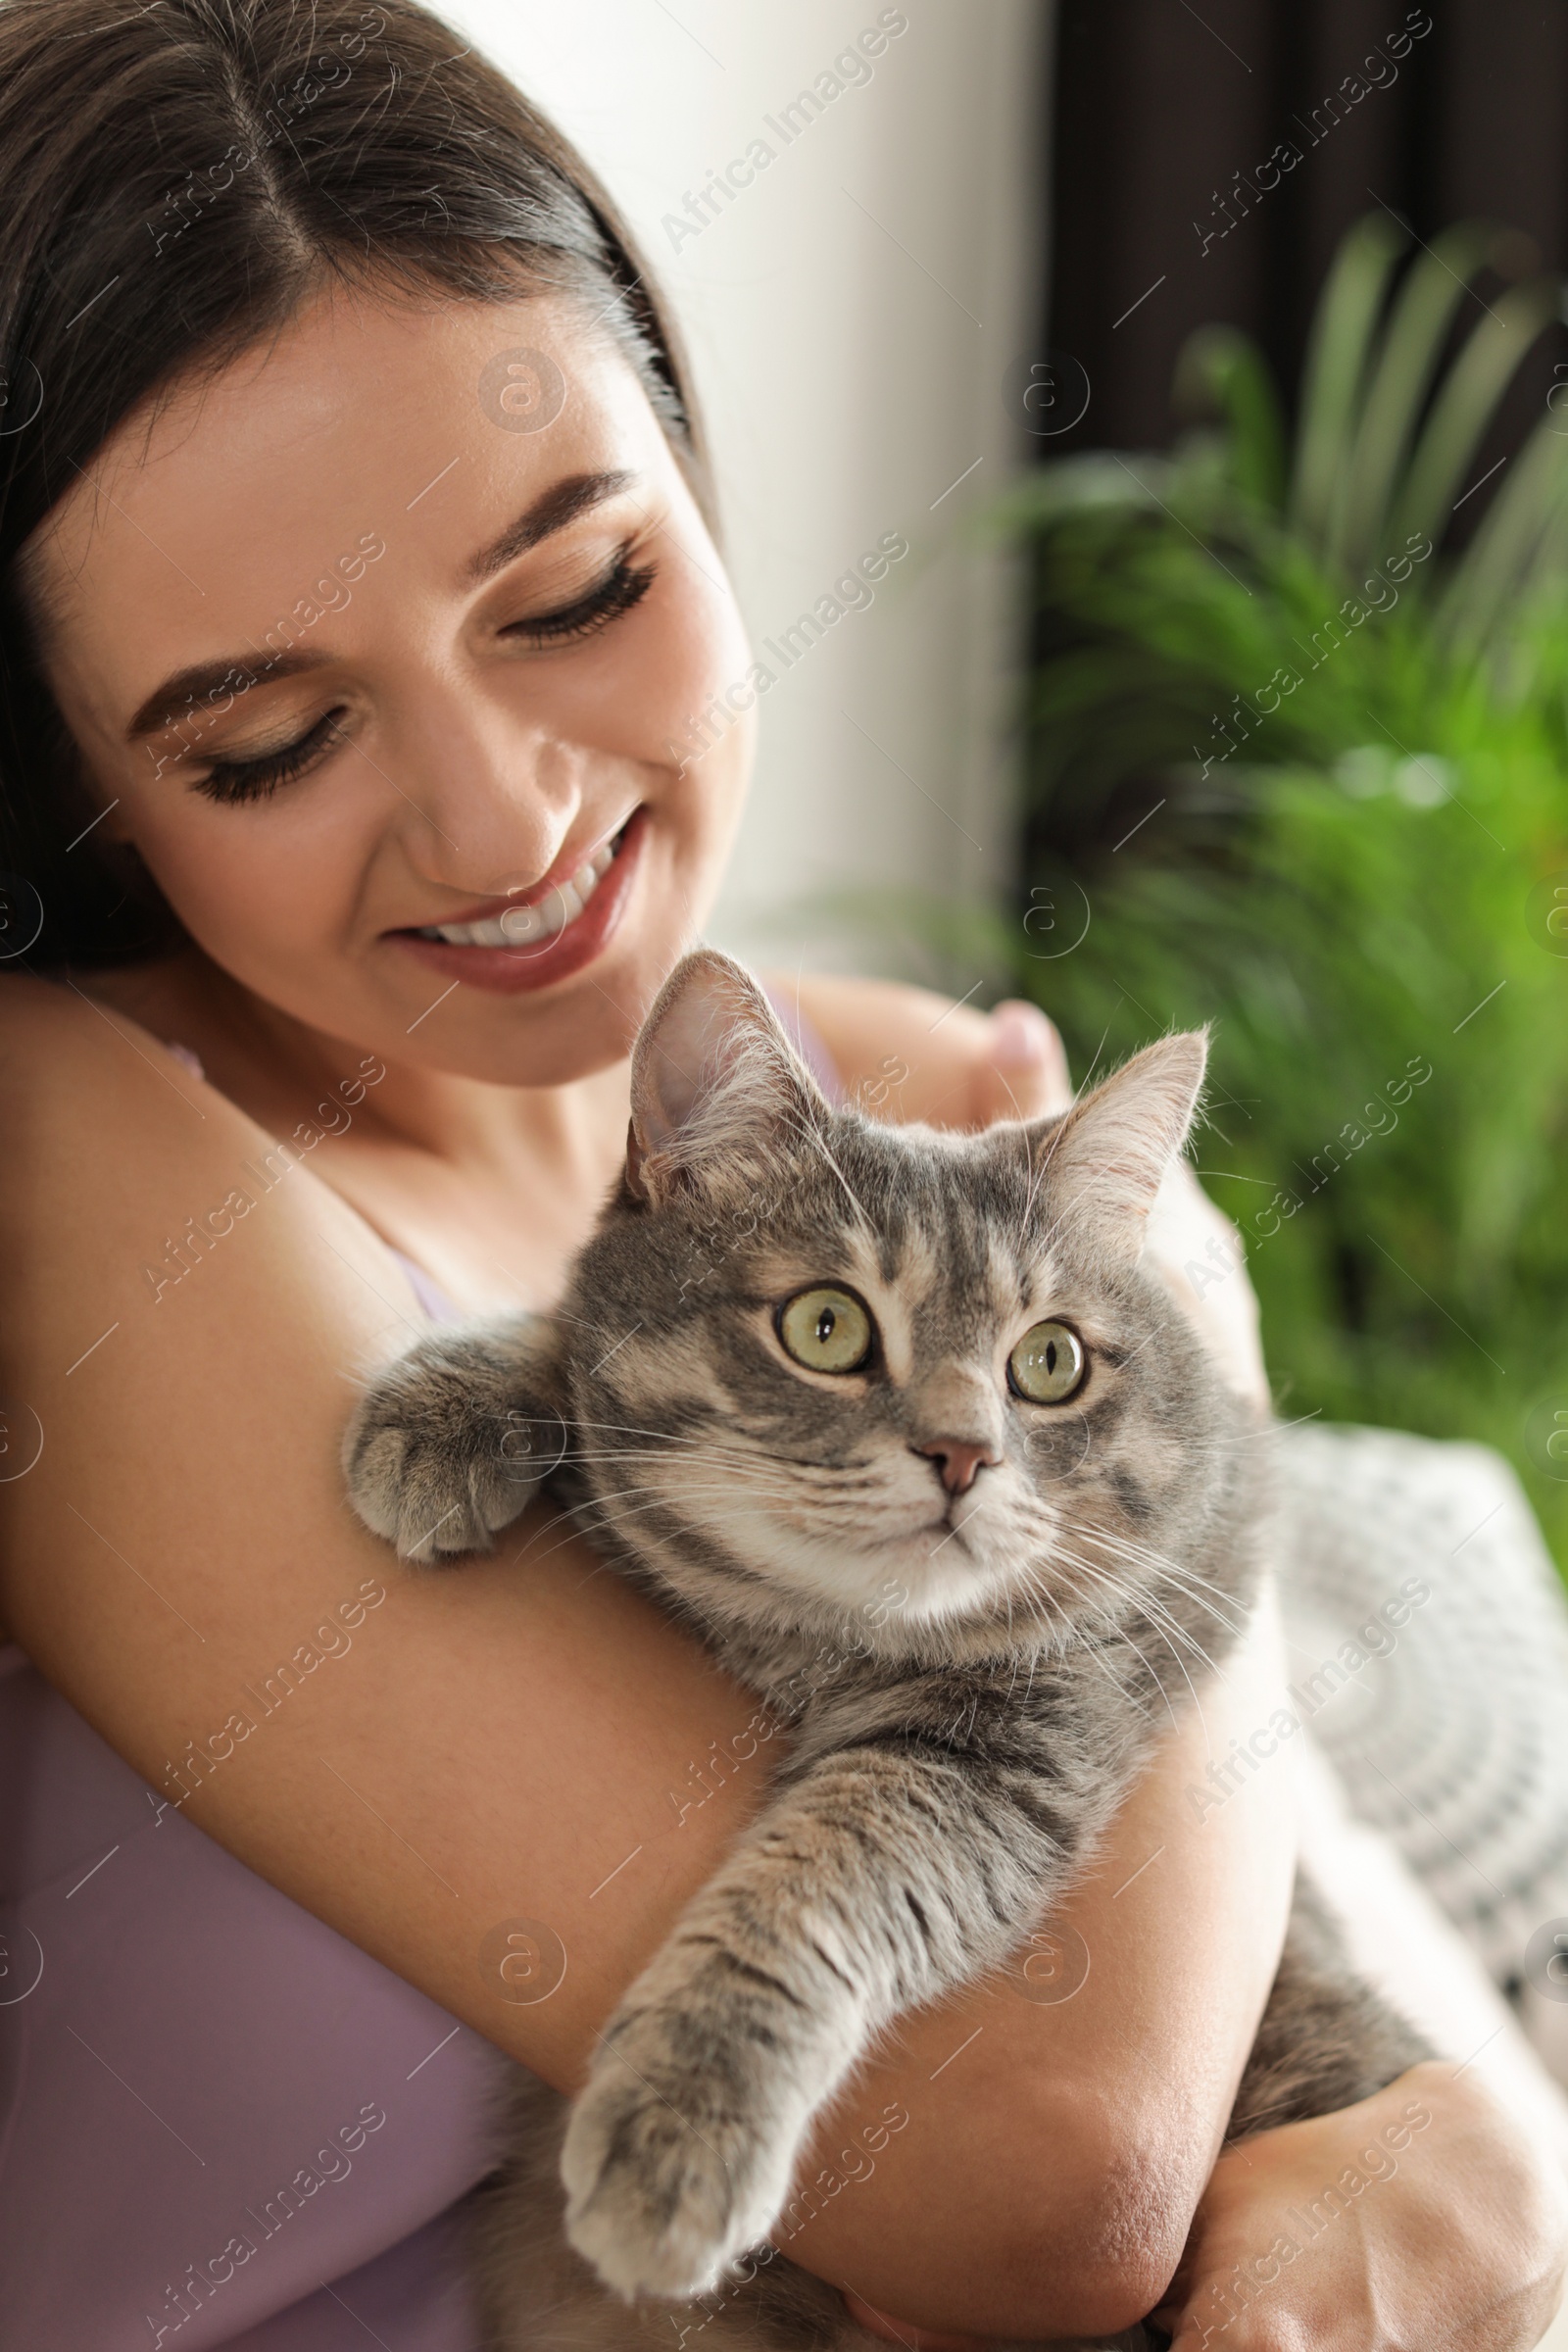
[194,705,349,807]
[501,547,658,646]
[186,547,661,806]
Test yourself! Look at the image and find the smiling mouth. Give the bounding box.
[407,816,633,950]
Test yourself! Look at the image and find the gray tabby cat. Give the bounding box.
[343,949,1427,2351]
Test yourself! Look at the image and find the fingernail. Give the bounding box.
[990,1001,1050,1067]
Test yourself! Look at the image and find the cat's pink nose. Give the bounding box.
[913,1439,999,1496]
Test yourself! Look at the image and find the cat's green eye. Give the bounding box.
[1008,1320,1086,1403]
[777,1286,873,1375]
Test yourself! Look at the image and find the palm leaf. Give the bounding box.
[1173,324,1288,511]
[1387,278,1562,551]
[1437,416,1568,653]
[1290,212,1407,545]
[1324,220,1500,572]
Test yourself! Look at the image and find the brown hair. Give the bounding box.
[0,0,710,965]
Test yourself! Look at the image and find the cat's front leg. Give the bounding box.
[562,1720,1096,2301]
[342,1312,569,1564]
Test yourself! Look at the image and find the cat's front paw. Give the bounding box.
[561,2013,800,2300]
[342,1341,552,1565]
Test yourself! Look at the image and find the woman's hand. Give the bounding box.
[778,975,1072,1132]
[1153,2059,1568,2352]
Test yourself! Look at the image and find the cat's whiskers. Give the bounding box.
[1076,1554,1243,1653]
[566,1446,798,1479]
[1063,1519,1250,1646]
[1025,1559,1155,1712]
[1058,1543,1224,1683]
[1121,1559,1250,1648]
[1060,1512,1249,1606]
[574,1436,893,1505]
[581,1471,805,1522]
[566,1416,769,1462]
[1008,1553,1093,1644]
[1010,1558,1157,1717]
[1048,1547,1206,1730]
[1002,1559,1078,1658]
[505,1470,807,1576]
[1175,1407,1311,1454]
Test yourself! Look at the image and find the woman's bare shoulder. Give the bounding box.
[1,964,207,1134]
[0,965,383,1257]
[0,969,361,1300]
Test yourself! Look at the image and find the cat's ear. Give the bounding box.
[1028,1029,1208,1257]
[626,948,831,1203]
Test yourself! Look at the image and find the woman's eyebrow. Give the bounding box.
[125,650,330,744]
[461,467,640,586]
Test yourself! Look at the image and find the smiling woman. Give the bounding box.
[0,5,1563,2352]
[22,274,752,1087]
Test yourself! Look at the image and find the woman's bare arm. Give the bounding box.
[0,977,1296,2338]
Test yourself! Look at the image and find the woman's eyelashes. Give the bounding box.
[194,706,348,807]
[185,546,660,806]
[500,548,658,645]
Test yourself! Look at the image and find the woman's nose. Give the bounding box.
[388,695,585,889]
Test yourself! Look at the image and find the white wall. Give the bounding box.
[440,0,1052,971]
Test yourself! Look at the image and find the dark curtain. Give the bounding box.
[1045,0,1568,471]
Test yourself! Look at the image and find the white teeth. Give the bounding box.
[418,829,623,948]
[497,906,544,945]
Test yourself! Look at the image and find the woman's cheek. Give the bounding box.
[132,788,367,985]
[668,691,756,870]
[634,540,755,763]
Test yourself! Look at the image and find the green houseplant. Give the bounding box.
[995,213,1568,1566]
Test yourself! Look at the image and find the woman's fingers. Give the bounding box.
[968,999,1072,1125]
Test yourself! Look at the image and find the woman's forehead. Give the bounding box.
[24,283,662,638]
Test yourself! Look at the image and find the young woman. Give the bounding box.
[0,5,1562,2347]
